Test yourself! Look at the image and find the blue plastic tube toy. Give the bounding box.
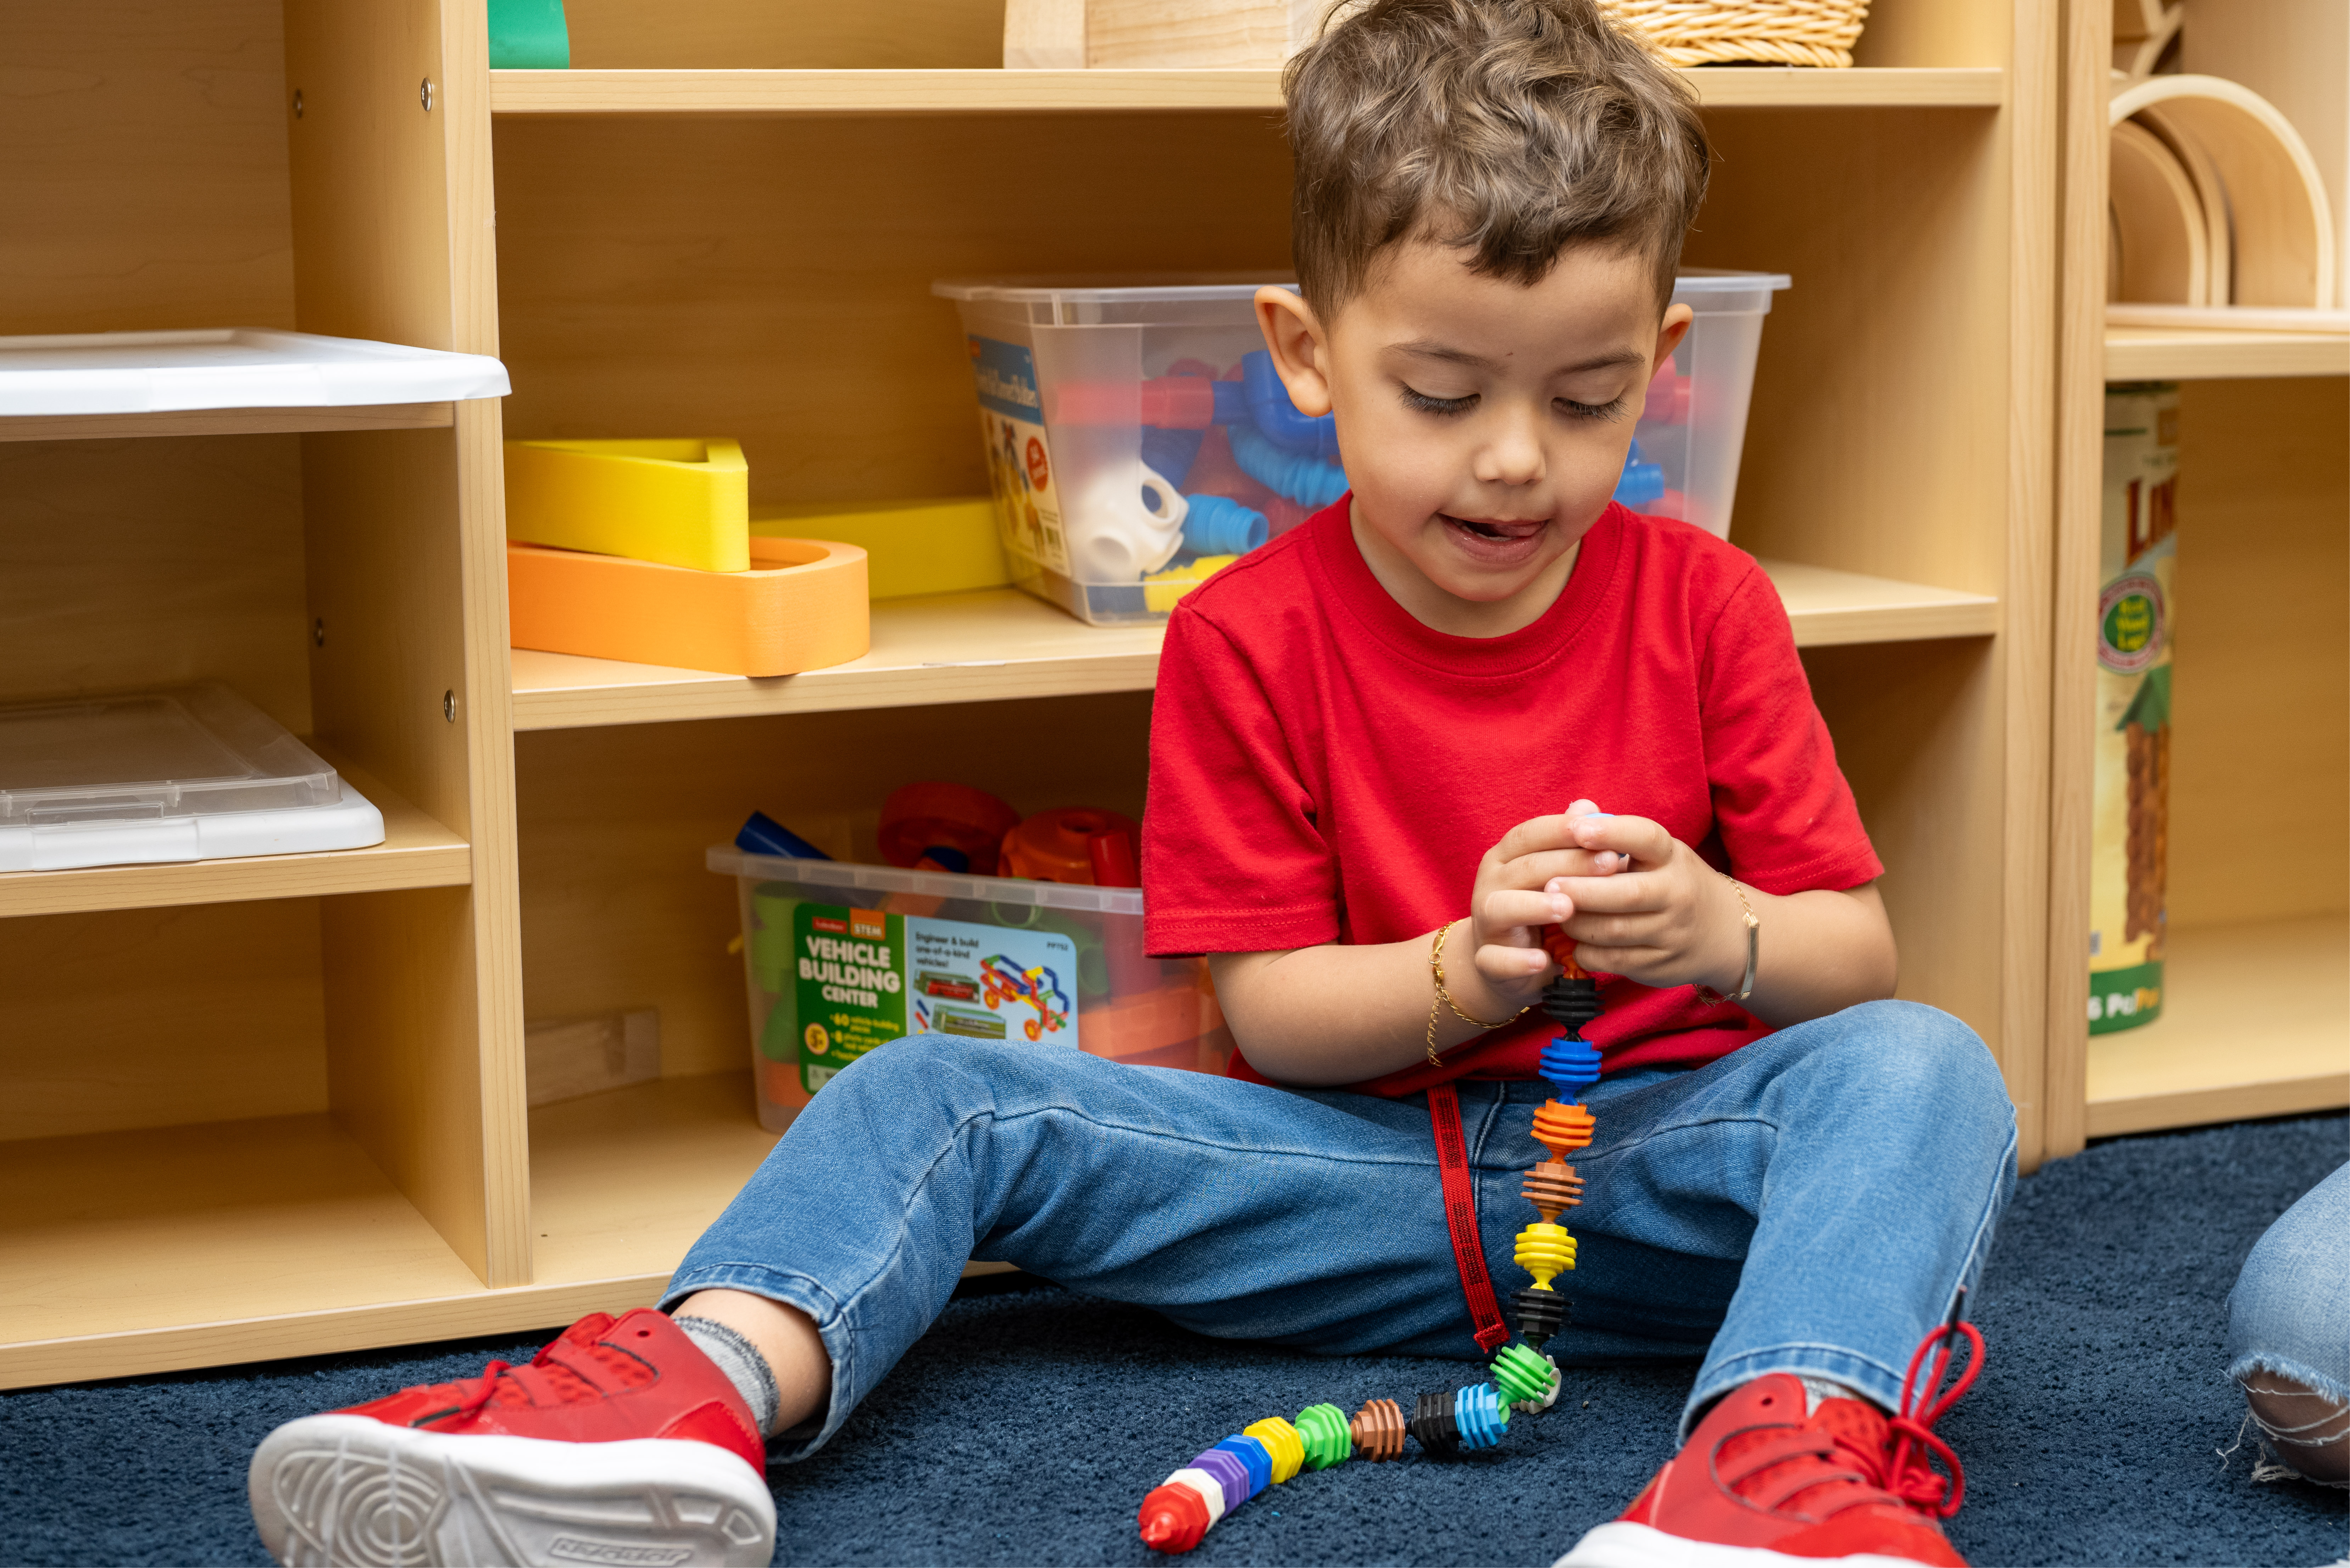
[1230,424,1349,510]
[1182,493,1270,556]
[1240,351,1341,461]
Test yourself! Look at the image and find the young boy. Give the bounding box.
[248,1,2017,1563]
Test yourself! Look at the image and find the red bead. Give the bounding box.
[1137,1482,1210,1553]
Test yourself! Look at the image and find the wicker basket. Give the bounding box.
[1596,0,1871,68]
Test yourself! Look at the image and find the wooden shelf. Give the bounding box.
[0,403,455,445]
[0,1112,494,1389]
[0,751,470,919]
[488,66,2004,118]
[512,562,1997,731]
[2085,915,2350,1138]
[2105,327,2350,381]
[530,1072,779,1295]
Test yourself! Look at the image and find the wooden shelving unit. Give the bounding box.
[2,0,2062,1387]
[2046,0,2348,1154]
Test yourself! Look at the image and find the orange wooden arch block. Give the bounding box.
[508,536,870,676]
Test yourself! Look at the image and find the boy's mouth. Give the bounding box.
[1439,512,1548,562]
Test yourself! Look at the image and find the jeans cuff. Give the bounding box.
[662,1263,857,1465]
[2227,1351,2350,1408]
[1683,1343,1910,1440]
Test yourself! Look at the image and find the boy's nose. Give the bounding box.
[1471,406,1547,487]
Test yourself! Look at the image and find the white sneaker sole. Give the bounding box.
[249,1413,777,1568]
[1556,1521,1942,1568]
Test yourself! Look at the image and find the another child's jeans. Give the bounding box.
[666,999,2017,1460]
[2225,1158,2350,1399]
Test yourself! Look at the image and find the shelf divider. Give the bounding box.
[2105,327,2350,380]
[0,403,457,444]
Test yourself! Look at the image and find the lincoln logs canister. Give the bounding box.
[2090,383,2178,1033]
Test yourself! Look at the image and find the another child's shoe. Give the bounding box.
[249,1308,775,1567]
[1558,1322,1984,1568]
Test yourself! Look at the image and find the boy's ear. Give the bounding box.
[1254,286,1334,417]
[1653,302,1695,373]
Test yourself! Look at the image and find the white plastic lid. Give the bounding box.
[710,845,1145,916]
[0,685,341,827]
[932,274,1295,306]
[0,328,512,415]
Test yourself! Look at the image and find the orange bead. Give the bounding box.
[1532,1099,1595,1162]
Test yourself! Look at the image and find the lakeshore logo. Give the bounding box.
[547,1538,694,1567]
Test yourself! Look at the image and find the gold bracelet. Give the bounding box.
[1694,875,1760,1005]
[1425,919,1533,1066]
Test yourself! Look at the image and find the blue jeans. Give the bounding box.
[2226,1159,2350,1400]
[666,999,2017,1459]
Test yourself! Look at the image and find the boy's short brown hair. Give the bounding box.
[1284,0,1710,317]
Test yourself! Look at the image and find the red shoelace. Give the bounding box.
[1873,1312,1985,1518]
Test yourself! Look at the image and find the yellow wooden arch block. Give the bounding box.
[505,437,750,571]
[507,536,869,677]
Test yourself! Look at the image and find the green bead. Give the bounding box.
[1491,1343,1559,1406]
[1294,1402,1352,1470]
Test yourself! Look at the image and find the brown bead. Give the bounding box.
[1350,1397,1405,1462]
[1522,1160,1584,1221]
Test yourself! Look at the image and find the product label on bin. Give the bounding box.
[791,901,1079,1094]
[967,336,1071,577]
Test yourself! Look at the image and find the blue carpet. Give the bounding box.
[1,1114,2342,1567]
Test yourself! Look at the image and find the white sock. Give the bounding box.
[676,1315,783,1436]
[1799,1376,1862,1415]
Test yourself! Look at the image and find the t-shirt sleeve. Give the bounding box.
[1699,567,1884,896]
[1142,604,1341,956]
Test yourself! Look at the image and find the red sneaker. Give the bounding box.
[249,1309,776,1567]
[1560,1322,1984,1568]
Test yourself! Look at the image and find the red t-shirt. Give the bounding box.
[1141,498,1883,1095]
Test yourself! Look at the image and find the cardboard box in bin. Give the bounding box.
[709,847,1233,1132]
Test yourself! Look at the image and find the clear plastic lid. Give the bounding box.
[935,269,1788,323]
[709,846,1145,916]
[1670,269,1793,312]
[0,685,341,827]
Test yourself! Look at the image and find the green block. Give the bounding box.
[488,0,569,68]
[1491,1342,1559,1406]
[1294,1403,1351,1470]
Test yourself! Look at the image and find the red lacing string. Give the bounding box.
[449,1361,514,1421]
[1878,1313,1984,1518]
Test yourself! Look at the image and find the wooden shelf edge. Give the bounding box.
[512,567,2001,731]
[487,66,2004,118]
[0,403,456,444]
[2087,1071,2350,1139]
[2104,328,2350,381]
[0,749,470,919]
[0,1261,1022,1390]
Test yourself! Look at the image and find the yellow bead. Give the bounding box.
[1244,1416,1305,1483]
[1515,1221,1578,1290]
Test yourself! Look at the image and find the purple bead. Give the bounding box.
[1189,1445,1253,1506]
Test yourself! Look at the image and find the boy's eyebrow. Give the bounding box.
[1388,339,1650,374]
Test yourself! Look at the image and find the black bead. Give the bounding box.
[1541,973,1603,1034]
[1513,1287,1569,1351]
[1409,1390,1460,1453]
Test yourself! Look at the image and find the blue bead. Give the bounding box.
[1454,1384,1509,1450]
[1212,1435,1272,1498]
[1540,1037,1602,1098]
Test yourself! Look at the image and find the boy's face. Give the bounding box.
[1257,240,1690,629]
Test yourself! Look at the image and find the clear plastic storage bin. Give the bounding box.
[710,847,1233,1132]
[934,270,1790,626]
[0,683,383,871]
[1620,270,1792,540]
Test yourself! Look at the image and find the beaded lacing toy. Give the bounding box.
[1134,947,1605,1552]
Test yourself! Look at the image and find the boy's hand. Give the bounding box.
[1465,799,1632,1010]
[1546,813,1747,992]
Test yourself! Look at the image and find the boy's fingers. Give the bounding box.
[1499,848,1616,888]
[1570,814,1676,867]
[1489,802,1608,864]
[1474,942,1552,982]
[1551,871,1665,913]
[1482,889,1574,930]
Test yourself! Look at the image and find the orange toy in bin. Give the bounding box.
[1000,806,1142,884]
[507,536,868,676]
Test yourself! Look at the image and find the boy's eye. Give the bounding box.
[1556,395,1630,422]
[1400,384,1477,417]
